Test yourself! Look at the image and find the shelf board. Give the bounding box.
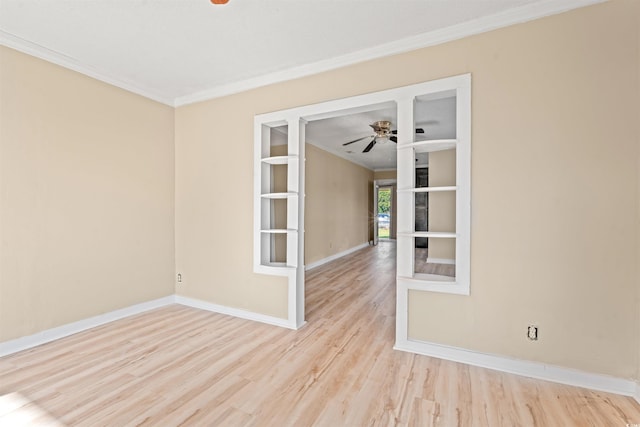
[398,274,456,283]
[398,186,457,193]
[260,192,297,199]
[397,139,456,153]
[261,155,297,165]
[260,229,297,234]
[398,231,456,238]
[259,262,296,269]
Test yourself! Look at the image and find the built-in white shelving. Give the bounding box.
[253,74,470,333]
[254,116,306,329]
[395,74,470,313]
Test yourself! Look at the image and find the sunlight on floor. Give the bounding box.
[0,392,65,426]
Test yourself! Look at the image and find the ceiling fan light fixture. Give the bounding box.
[370,120,392,139]
[343,119,425,152]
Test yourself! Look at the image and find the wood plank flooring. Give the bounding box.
[1,241,639,426]
[414,248,455,277]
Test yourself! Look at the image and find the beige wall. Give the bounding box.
[373,170,397,181]
[3,0,637,383]
[175,0,640,379]
[305,144,373,265]
[408,0,640,379]
[428,149,456,260]
[0,47,176,342]
[173,131,370,318]
[174,99,289,319]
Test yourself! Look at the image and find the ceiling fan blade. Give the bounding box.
[390,136,397,143]
[363,138,377,153]
[343,135,371,146]
[391,128,425,135]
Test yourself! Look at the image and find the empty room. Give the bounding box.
[1,0,640,425]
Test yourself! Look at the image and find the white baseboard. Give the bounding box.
[4,292,637,402]
[0,294,297,358]
[394,338,638,398]
[426,257,455,265]
[0,296,175,357]
[174,295,295,329]
[305,242,370,271]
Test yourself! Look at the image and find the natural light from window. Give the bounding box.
[0,392,65,426]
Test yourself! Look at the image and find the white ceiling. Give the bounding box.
[0,0,601,106]
[300,95,456,171]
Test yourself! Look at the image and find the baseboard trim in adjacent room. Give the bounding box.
[0,295,175,357]
[174,295,295,329]
[305,242,370,271]
[394,338,638,398]
[426,257,456,265]
[635,381,640,404]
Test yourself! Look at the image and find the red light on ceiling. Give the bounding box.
[210,0,229,4]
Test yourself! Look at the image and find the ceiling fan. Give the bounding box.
[342,120,425,153]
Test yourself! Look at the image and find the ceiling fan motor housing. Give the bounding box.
[371,120,392,138]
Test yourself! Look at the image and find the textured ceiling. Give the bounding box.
[303,96,457,171]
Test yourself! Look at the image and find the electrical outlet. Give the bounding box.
[177,273,182,284]
[527,325,538,341]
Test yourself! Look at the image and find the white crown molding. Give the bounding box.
[0,296,175,357]
[395,338,638,398]
[174,295,297,330]
[1,1,604,108]
[0,30,175,107]
[174,0,605,107]
[305,242,370,271]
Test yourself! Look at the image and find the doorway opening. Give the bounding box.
[253,74,470,331]
[373,178,396,245]
[377,186,392,239]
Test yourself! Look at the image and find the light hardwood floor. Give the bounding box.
[1,241,639,426]
[414,248,455,277]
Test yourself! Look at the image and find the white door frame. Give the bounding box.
[254,74,470,333]
[374,179,397,244]
[373,181,379,245]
